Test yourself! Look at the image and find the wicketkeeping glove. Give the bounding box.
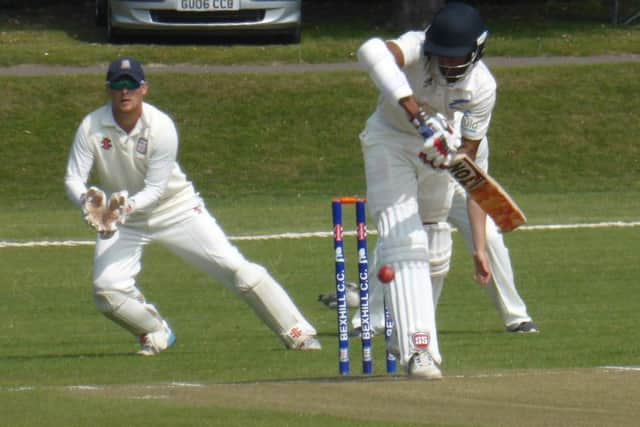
[99,191,129,238]
[413,111,461,169]
[81,187,107,232]
[80,188,130,238]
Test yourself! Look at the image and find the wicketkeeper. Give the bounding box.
[65,57,321,356]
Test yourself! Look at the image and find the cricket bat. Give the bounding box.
[448,154,526,232]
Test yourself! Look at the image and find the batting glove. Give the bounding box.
[414,112,460,169]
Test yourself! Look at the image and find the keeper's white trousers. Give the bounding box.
[92,206,316,346]
[93,207,248,293]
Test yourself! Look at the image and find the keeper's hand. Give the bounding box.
[81,187,106,232]
[80,188,131,238]
[414,112,460,169]
[100,191,130,238]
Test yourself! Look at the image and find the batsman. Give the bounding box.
[356,2,497,378]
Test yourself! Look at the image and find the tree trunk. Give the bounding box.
[604,0,619,24]
[392,0,445,31]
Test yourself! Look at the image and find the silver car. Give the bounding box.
[96,0,302,43]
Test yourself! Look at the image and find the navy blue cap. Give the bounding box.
[106,57,145,85]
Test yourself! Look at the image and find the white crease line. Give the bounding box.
[168,382,206,388]
[66,385,102,391]
[1,221,639,248]
[131,395,170,400]
[599,366,640,371]
[3,367,639,393]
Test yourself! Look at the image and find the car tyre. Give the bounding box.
[274,24,301,44]
[285,24,301,44]
[106,0,125,43]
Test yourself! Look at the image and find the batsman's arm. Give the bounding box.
[457,136,481,161]
[358,35,436,129]
[459,137,491,285]
[468,197,491,285]
[357,38,413,105]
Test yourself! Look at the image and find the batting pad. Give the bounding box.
[384,260,441,366]
[424,222,453,307]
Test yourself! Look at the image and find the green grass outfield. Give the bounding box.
[2,31,640,427]
[1,223,640,426]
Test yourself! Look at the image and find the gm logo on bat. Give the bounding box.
[449,156,486,192]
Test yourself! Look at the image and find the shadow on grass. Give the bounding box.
[438,328,506,336]
[316,328,505,339]
[0,351,137,361]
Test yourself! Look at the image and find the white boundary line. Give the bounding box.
[0,221,639,248]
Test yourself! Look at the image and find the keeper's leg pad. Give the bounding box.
[424,222,453,307]
[93,289,164,336]
[375,201,440,366]
[234,262,316,348]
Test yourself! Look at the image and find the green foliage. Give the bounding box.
[1,1,640,65]
[489,63,640,194]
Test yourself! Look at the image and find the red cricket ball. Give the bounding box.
[377,264,395,283]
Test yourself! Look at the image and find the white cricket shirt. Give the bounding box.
[369,30,497,145]
[65,102,201,227]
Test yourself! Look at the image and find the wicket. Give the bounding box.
[331,197,397,375]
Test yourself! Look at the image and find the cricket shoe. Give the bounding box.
[292,336,322,351]
[506,321,539,334]
[138,320,176,356]
[408,352,442,380]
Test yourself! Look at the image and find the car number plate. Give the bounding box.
[177,0,239,11]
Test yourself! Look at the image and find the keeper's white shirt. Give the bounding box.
[65,102,201,227]
[369,30,497,150]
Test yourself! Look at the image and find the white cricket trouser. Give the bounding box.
[353,136,531,335]
[93,207,250,293]
[92,206,316,345]
[360,119,453,366]
[447,185,532,328]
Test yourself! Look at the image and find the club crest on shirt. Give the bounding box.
[101,137,112,150]
[136,137,148,155]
